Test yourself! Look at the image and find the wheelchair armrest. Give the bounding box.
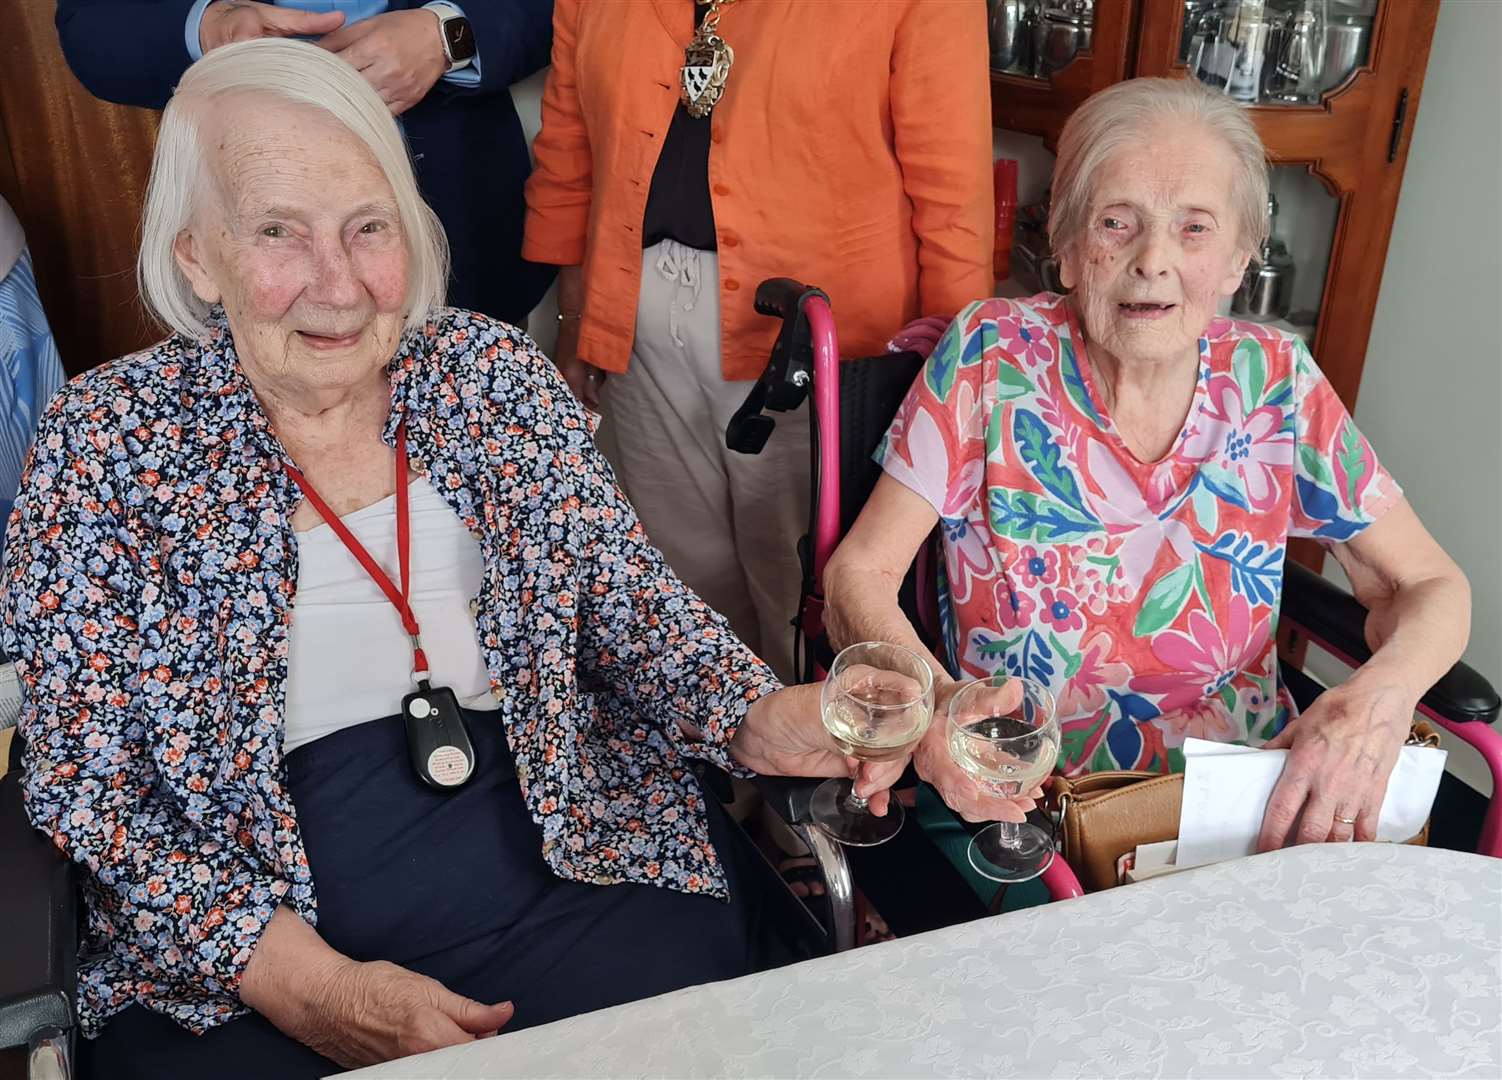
[690,764,855,951]
[689,762,825,827]
[749,774,824,826]
[0,770,77,1053]
[753,765,925,829]
[751,775,856,952]
[1283,561,1501,726]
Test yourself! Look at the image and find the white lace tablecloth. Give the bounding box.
[338,843,1502,1079]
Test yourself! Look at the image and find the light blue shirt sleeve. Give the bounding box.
[184,0,215,62]
[425,0,481,87]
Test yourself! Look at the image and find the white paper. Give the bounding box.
[1176,738,1447,868]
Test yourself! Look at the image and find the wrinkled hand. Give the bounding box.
[319,9,449,116]
[198,0,347,53]
[279,956,513,1069]
[1256,675,1412,850]
[912,681,1042,823]
[886,315,953,360]
[552,321,605,410]
[731,682,906,816]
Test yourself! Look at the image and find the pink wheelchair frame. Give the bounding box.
[735,278,1502,903]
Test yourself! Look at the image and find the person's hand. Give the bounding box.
[1256,674,1412,850]
[886,315,953,360]
[198,0,347,53]
[241,907,512,1068]
[552,319,606,410]
[911,681,1042,823]
[318,9,450,116]
[730,682,907,816]
[270,955,513,1068]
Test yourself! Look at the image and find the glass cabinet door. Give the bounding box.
[988,0,1098,82]
[1175,0,1377,107]
[988,1,1136,144]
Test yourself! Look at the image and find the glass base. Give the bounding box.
[967,822,1055,883]
[810,777,905,847]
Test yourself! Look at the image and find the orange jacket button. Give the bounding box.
[724,279,741,292]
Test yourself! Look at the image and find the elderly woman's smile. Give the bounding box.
[296,328,366,349]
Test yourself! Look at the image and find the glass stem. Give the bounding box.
[843,787,870,815]
[995,818,1023,848]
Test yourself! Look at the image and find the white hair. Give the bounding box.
[138,38,448,338]
[1048,77,1270,263]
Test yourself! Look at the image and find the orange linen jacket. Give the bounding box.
[523,0,994,380]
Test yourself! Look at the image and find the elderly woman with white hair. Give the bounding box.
[826,77,1470,857]
[0,39,928,1078]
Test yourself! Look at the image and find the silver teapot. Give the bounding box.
[1233,194,1296,321]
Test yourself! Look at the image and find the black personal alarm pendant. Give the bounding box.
[404,681,476,791]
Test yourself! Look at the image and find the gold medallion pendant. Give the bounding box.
[681,0,737,118]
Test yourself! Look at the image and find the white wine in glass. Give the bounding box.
[810,641,935,847]
[949,716,1058,792]
[823,688,932,763]
[947,675,1059,882]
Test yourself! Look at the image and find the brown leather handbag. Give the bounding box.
[1051,771,1185,892]
[1050,722,1439,893]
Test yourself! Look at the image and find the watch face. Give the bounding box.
[445,17,477,62]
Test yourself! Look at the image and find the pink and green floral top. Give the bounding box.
[876,293,1401,775]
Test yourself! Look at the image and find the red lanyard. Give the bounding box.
[284,422,430,680]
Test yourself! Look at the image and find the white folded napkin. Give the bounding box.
[1175,736,1447,869]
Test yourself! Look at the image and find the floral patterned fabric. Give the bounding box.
[1,308,778,1037]
[877,293,1400,776]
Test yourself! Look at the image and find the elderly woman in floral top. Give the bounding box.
[0,41,926,1079]
[826,78,1470,853]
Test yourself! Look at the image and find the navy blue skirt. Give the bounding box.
[82,710,775,1079]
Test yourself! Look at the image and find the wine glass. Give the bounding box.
[947,673,1060,882]
[810,642,935,847]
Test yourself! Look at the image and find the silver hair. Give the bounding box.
[1048,77,1270,263]
[138,38,448,338]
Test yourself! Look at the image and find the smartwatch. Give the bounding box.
[433,7,476,72]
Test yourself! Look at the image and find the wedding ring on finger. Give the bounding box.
[1333,813,1358,842]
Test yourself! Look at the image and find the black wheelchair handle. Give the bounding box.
[754,277,828,320]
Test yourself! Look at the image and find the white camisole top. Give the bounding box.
[283,476,498,754]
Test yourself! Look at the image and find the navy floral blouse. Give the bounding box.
[1,308,779,1037]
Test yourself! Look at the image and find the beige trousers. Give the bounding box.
[602,240,810,682]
